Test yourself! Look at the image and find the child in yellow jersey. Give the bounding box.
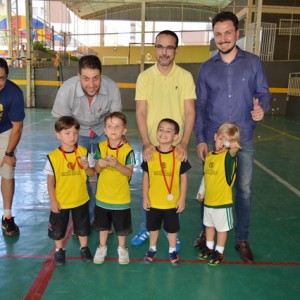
[197,122,241,266]
[93,112,135,265]
[44,116,95,265]
[142,118,191,265]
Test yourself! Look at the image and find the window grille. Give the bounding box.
[279,19,300,36]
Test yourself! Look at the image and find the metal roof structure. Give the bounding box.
[59,0,234,21]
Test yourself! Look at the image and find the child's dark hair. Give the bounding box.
[158,118,180,134]
[55,116,80,132]
[104,111,127,126]
[79,55,102,74]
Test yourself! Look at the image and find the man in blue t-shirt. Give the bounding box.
[0,58,25,236]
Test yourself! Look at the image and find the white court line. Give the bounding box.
[254,159,300,197]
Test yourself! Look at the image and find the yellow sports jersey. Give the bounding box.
[143,149,190,209]
[135,63,196,146]
[47,145,89,209]
[95,141,135,206]
[204,150,237,207]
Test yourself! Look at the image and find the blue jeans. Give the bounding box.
[203,140,254,241]
[79,133,106,223]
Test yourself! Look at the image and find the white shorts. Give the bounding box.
[203,206,233,232]
[0,129,15,179]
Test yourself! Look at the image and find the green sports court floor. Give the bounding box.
[1,109,300,299]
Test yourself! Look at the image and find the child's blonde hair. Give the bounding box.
[217,122,240,141]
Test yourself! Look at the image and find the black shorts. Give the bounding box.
[146,208,180,233]
[48,202,90,240]
[94,205,132,236]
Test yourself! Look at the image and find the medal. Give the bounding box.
[223,140,230,148]
[158,147,175,201]
[167,194,174,201]
[60,145,84,170]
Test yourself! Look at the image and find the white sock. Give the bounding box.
[3,210,12,217]
[215,245,224,254]
[169,247,176,253]
[150,245,157,252]
[206,240,214,250]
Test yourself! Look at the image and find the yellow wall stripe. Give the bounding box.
[117,82,136,89]
[13,80,61,86]
[11,80,292,93]
[269,87,288,93]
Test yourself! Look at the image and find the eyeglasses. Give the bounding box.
[155,44,176,51]
[0,76,7,82]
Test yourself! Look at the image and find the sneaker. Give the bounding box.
[194,231,206,250]
[54,248,66,265]
[176,238,181,252]
[80,246,93,262]
[130,230,150,246]
[197,247,214,260]
[118,246,130,265]
[169,251,180,265]
[208,250,224,266]
[2,216,20,236]
[144,249,157,263]
[93,245,107,264]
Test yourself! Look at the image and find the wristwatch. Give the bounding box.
[5,151,14,157]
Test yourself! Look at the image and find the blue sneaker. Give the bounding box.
[130,230,150,246]
[175,238,181,252]
[144,249,157,263]
[169,251,180,265]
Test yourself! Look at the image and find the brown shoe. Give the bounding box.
[193,231,206,250]
[235,241,254,262]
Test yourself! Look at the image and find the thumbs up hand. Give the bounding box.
[251,98,264,121]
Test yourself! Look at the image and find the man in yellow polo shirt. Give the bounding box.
[132,30,196,249]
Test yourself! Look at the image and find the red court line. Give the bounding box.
[97,257,300,266]
[6,230,300,299]
[4,252,299,267]
[24,223,73,300]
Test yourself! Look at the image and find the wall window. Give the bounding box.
[279,19,300,36]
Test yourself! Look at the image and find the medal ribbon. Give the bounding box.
[106,140,123,158]
[60,145,83,170]
[158,147,175,196]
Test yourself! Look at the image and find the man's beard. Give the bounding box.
[218,43,236,55]
[157,55,173,66]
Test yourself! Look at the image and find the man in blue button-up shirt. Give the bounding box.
[194,11,271,262]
